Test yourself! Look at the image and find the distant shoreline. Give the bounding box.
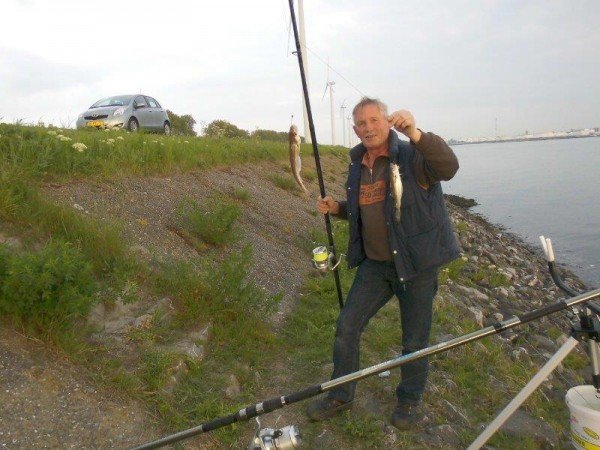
[449,134,600,146]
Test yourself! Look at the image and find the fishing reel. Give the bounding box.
[247,418,301,450]
[312,245,344,274]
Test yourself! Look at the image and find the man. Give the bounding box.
[306,97,460,429]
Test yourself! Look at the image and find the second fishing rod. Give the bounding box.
[133,287,600,449]
[288,0,344,310]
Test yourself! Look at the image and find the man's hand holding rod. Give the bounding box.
[317,196,340,215]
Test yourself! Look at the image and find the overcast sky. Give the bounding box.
[1,0,599,143]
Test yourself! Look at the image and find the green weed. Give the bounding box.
[303,169,317,182]
[175,195,240,247]
[563,351,588,371]
[455,221,469,233]
[439,257,468,284]
[0,240,95,337]
[139,349,178,393]
[545,326,564,341]
[270,173,298,192]
[230,186,249,201]
[471,265,510,288]
[341,412,383,442]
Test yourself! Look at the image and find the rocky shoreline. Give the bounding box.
[422,194,591,448]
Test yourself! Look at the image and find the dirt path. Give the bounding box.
[0,328,158,449]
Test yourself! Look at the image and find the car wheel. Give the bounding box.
[163,122,171,135]
[128,117,139,132]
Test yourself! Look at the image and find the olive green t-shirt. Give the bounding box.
[359,155,393,261]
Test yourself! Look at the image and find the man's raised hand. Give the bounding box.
[388,110,422,143]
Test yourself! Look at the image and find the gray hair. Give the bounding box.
[352,97,388,122]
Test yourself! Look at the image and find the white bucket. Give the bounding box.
[566,385,600,449]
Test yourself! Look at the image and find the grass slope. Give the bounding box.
[0,123,580,449]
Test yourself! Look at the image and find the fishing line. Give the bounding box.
[303,45,365,97]
[282,0,292,57]
[281,0,365,98]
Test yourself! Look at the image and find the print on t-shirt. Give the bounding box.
[359,180,386,206]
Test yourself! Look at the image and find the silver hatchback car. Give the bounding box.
[76,94,171,134]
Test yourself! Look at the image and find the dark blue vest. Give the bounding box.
[345,132,460,281]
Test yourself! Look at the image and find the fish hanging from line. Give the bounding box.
[390,162,403,223]
[288,124,308,193]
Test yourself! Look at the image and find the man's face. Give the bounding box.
[353,104,390,150]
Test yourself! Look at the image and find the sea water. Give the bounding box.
[444,137,600,287]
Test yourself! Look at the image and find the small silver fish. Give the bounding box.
[390,162,403,223]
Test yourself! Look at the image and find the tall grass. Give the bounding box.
[0,123,345,182]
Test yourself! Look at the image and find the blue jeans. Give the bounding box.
[328,258,438,404]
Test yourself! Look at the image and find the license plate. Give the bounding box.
[87,120,104,127]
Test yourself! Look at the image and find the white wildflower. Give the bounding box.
[72,142,87,152]
[104,128,110,132]
[184,140,189,144]
[106,138,115,144]
[152,140,158,143]
[487,264,496,269]
[116,136,124,140]
[47,130,57,136]
[461,256,468,261]
[57,135,72,142]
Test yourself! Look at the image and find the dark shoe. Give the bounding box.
[391,401,423,430]
[306,397,353,421]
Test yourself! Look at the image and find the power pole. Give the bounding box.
[323,59,335,146]
[298,0,311,144]
[347,115,352,147]
[328,80,335,145]
[340,102,347,147]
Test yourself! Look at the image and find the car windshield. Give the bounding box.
[90,95,133,108]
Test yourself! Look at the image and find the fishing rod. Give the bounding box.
[288,0,344,310]
[132,287,600,450]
